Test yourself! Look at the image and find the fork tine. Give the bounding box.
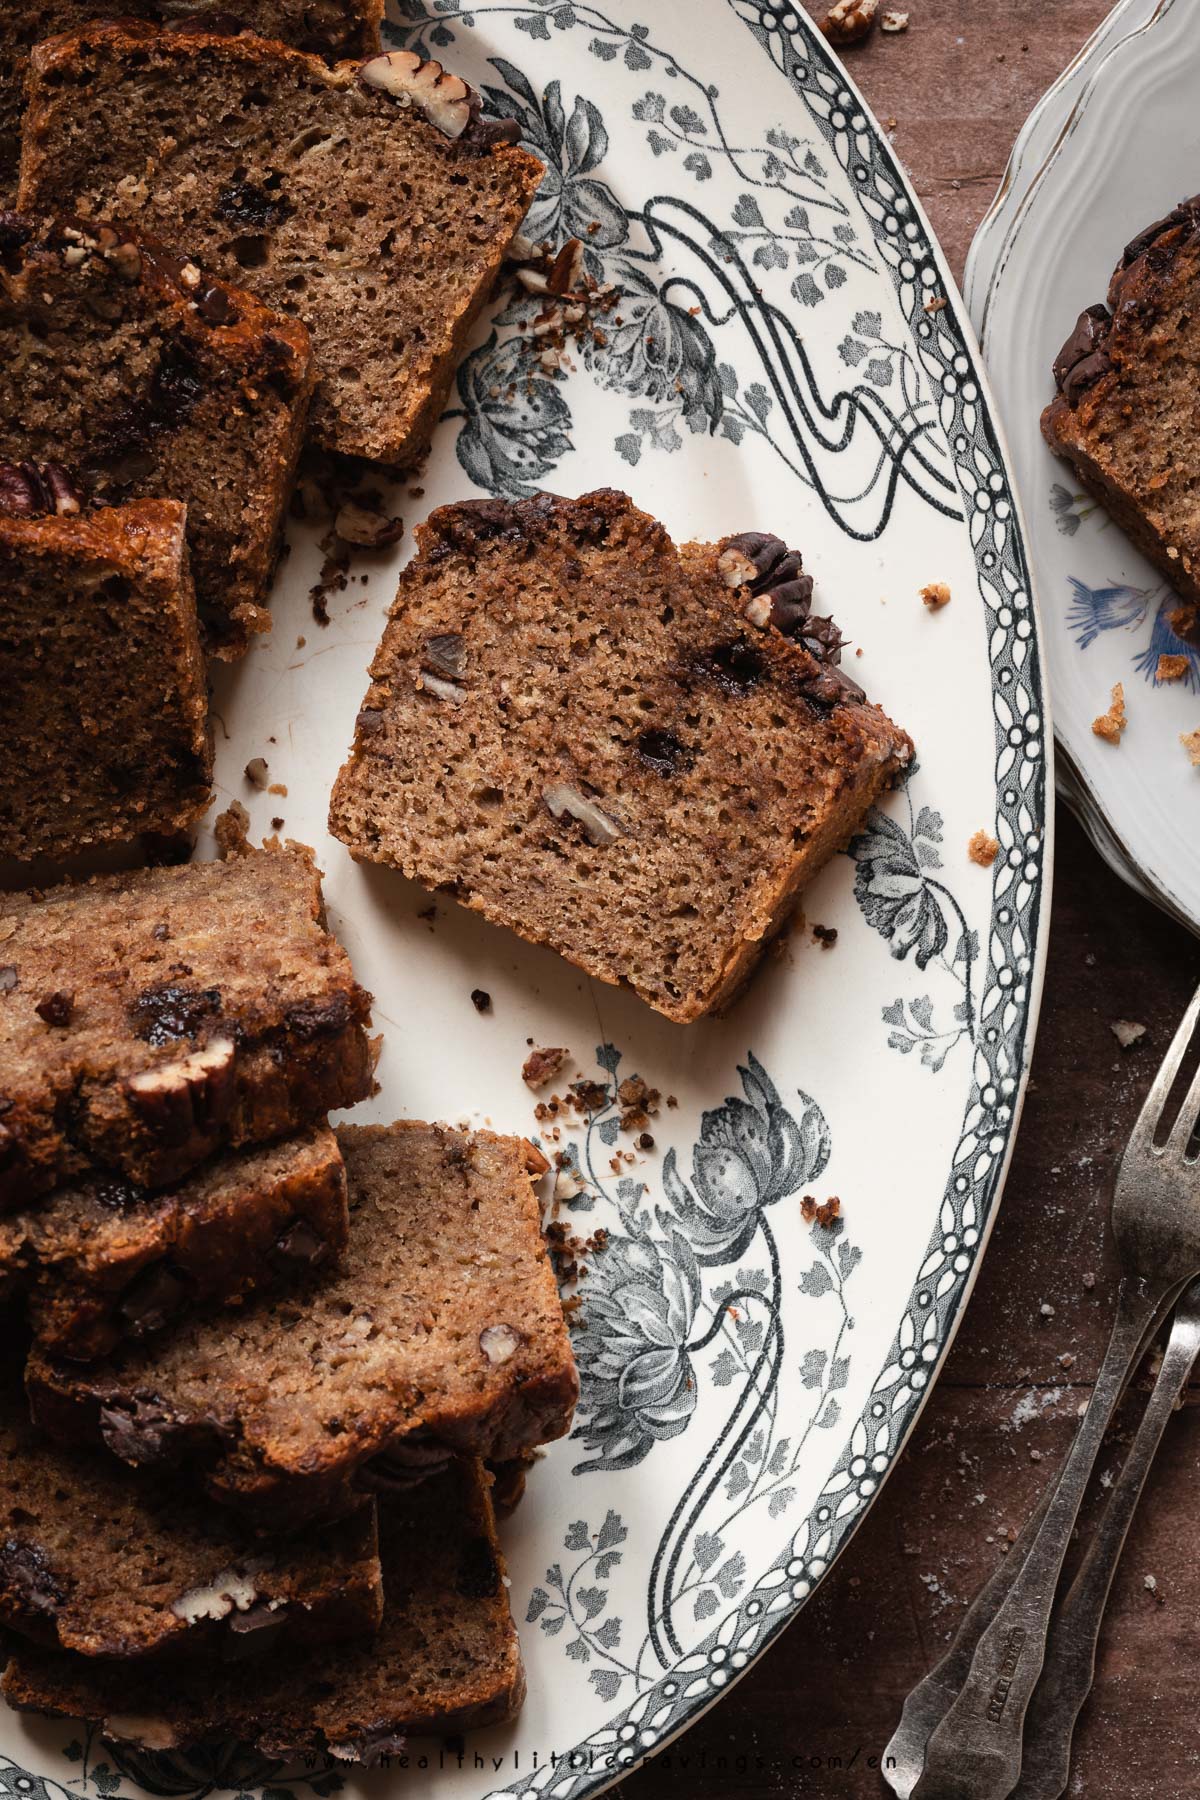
[1127,979,1200,1158]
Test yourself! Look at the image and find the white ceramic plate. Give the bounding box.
[966,0,1200,930]
[3,5,1051,1798]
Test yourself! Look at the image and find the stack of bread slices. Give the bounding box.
[0,0,576,1765]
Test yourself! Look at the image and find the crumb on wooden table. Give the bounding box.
[921,581,951,609]
[821,0,877,44]
[1110,1019,1146,1049]
[968,829,999,867]
[1180,727,1200,765]
[1156,653,1189,683]
[1092,683,1126,743]
[881,8,909,29]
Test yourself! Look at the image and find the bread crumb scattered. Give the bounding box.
[1110,1019,1146,1049]
[821,0,877,43]
[1092,683,1126,743]
[921,581,951,610]
[968,829,999,867]
[881,10,909,31]
[1157,654,1189,683]
[801,1194,841,1228]
[1180,727,1200,765]
[213,800,250,860]
[812,923,839,949]
[523,1046,569,1089]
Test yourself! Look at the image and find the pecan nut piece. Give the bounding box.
[124,1036,236,1144]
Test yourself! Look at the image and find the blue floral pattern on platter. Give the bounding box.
[3,5,1048,1799]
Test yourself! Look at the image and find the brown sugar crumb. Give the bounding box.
[921,582,951,610]
[812,923,838,949]
[213,800,251,859]
[522,1046,569,1089]
[822,0,877,42]
[801,1195,842,1229]
[968,830,999,868]
[1181,727,1200,766]
[1157,654,1189,683]
[1092,682,1127,744]
[268,783,288,798]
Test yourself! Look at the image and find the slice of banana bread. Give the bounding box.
[0,3,383,201]
[27,1123,578,1525]
[1043,194,1200,638]
[18,25,544,465]
[0,469,211,863]
[329,488,914,1021]
[0,214,313,655]
[0,1368,382,1663]
[0,848,373,1210]
[3,1459,522,1757]
[1,1125,348,1362]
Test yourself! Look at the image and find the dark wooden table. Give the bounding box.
[620,5,1200,1794]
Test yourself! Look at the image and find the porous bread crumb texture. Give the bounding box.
[2,1460,523,1757]
[967,829,999,868]
[18,24,545,464]
[0,1125,348,1362]
[0,849,373,1208]
[0,1368,382,1662]
[27,1122,579,1524]
[1092,682,1126,745]
[0,1,384,199]
[1042,198,1200,628]
[0,498,211,861]
[1181,727,1200,766]
[1156,653,1189,683]
[0,217,313,656]
[330,489,913,1022]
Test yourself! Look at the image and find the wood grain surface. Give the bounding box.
[618,5,1200,1794]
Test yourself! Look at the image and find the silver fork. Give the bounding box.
[1010,1276,1200,1800]
[884,981,1200,1800]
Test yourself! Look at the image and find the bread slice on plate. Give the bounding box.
[0,1368,383,1663]
[0,472,211,862]
[0,3,384,201]
[18,24,545,465]
[0,1124,348,1362]
[0,848,373,1209]
[2,1459,522,1759]
[329,488,914,1022]
[26,1122,578,1525]
[1043,194,1200,639]
[0,214,314,656]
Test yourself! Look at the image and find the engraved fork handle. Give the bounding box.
[912,1277,1161,1800]
[1010,1284,1200,1800]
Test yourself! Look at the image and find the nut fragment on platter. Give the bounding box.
[881,9,909,30]
[358,50,473,139]
[479,1323,523,1365]
[921,581,951,610]
[968,829,999,868]
[333,501,403,549]
[821,0,878,44]
[1092,682,1127,745]
[523,1045,569,1089]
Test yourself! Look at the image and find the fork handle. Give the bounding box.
[913,1278,1160,1800]
[1010,1289,1200,1800]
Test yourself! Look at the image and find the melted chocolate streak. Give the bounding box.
[631,195,961,541]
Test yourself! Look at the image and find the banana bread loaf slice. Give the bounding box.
[0,848,373,1210]
[0,1368,382,1663]
[0,3,383,202]
[1043,194,1200,639]
[27,1123,577,1525]
[3,1459,522,1757]
[1,1125,347,1362]
[0,214,313,655]
[0,468,211,863]
[18,25,544,465]
[329,488,914,1022]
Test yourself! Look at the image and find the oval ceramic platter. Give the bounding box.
[2,4,1050,1798]
[966,0,1200,931]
